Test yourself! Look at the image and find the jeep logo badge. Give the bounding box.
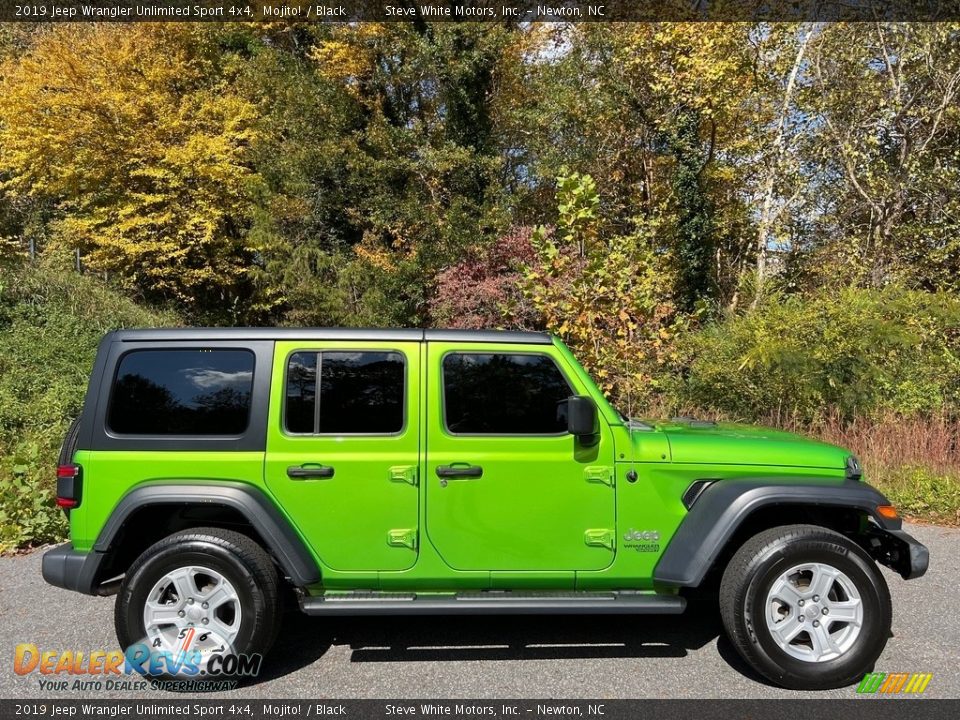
[624,529,660,542]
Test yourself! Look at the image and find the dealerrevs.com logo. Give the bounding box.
[14,638,262,692]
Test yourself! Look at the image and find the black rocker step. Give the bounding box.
[299,590,686,616]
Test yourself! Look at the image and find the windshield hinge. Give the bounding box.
[584,529,615,550]
[584,465,614,487]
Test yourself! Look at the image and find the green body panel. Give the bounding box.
[658,419,850,468]
[265,340,421,573]
[67,450,274,552]
[577,460,847,590]
[68,333,856,593]
[423,341,616,574]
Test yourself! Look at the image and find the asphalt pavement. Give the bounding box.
[0,522,956,700]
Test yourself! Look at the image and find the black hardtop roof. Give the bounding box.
[109,327,553,345]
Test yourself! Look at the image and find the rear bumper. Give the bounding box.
[862,527,929,580]
[41,543,110,595]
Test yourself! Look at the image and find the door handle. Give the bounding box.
[287,464,335,479]
[435,464,483,479]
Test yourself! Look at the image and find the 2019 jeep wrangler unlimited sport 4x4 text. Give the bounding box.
[42,328,928,690]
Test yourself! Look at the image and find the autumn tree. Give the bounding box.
[506,23,765,311]
[429,227,537,329]
[523,171,682,404]
[3,20,960,331]
[246,22,516,327]
[799,23,960,290]
[0,24,261,319]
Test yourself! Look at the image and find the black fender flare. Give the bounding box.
[653,478,900,587]
[42,481,320,595]
[95,481,321,587]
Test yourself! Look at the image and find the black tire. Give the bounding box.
[115,527,281,682]
[719,524,891,690]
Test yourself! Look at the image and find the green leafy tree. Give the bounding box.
[675,287,960,422]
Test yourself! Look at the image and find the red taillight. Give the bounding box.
[56,464,82,510]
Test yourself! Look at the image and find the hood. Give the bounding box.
[649,418,851,470]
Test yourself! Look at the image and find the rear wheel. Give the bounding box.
[115,527,281,681]
[720,524,891,690]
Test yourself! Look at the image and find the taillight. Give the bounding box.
[56,464,82,510]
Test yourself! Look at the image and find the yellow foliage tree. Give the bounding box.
[0,24,260,314]
[523,171,685,406]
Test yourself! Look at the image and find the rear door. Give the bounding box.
[425,343,617,572]
[265,341,421,572]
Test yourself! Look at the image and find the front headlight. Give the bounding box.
[845,455,863,480]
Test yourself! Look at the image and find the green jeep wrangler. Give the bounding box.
[43,328,928,690]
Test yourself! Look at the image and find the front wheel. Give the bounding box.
[115,527,281,682]
[720,524,892,690]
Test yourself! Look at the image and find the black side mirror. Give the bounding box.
[566,395,598,439]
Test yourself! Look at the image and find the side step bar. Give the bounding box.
[300,591,686,616]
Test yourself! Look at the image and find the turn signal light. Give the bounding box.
[877,505,899,520]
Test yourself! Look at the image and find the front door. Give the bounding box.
[265,341,420,572]
[425,343,617,572]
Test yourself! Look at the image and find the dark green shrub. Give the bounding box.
[672,287,960,423]
[0,260,178,551]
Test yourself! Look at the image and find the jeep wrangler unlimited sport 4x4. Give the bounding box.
[43,328,927,689]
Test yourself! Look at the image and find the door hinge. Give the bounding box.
[584,529,615,550]
[387,528,418,550]
[389,465,418,486]
[584,466,614,487]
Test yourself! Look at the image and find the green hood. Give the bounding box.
[649,418,851,470]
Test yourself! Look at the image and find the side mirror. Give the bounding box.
[566,395,598,439]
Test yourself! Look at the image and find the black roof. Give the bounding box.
[110,327,553,345]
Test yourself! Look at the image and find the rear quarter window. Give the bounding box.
[108,349,255,436]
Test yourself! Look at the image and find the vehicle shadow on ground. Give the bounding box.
[250,592,772,687]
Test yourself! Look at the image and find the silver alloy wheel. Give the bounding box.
[142,565,242,662]
[764,561,864,663]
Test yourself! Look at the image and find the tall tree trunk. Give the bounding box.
[752,25,816,308]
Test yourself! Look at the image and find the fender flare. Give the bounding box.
[95,481,321,587]
[653,478,898,588]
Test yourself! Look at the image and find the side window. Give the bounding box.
[284,351,405,435]
[442,353,572,435]
[285,352,317,434]
[108,349,254,436]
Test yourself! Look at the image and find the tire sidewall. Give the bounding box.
[116,538,273,677]
[741,536,890,688]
